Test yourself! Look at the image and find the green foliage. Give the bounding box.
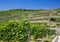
[0,19,55,42]
[31,24,55,39]
[0,19,30,42]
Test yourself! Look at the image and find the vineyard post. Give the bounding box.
[27,27,30,42]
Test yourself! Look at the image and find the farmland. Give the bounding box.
[0,9,60,42]
[0,9,60,27]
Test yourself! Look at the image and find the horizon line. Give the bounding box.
[0,8,60,11]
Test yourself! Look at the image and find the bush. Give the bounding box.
[44,40,50,42]
[50,18,60,22]
[50,18,56,21]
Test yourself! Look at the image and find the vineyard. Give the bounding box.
[0,9,60,42]
[0,19,55,42]
[0,9,60,27]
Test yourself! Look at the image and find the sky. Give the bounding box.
[0,0,60,10]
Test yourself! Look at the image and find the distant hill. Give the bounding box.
[0,9,60,27]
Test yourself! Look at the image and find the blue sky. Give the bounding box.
[0,0,60,10]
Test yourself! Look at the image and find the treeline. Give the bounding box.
[6,8,60,11]
[0,19,55,42]
[9,9,45,11]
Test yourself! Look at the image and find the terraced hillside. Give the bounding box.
[0,9,60,27]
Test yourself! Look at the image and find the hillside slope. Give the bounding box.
[0,9,60,27]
